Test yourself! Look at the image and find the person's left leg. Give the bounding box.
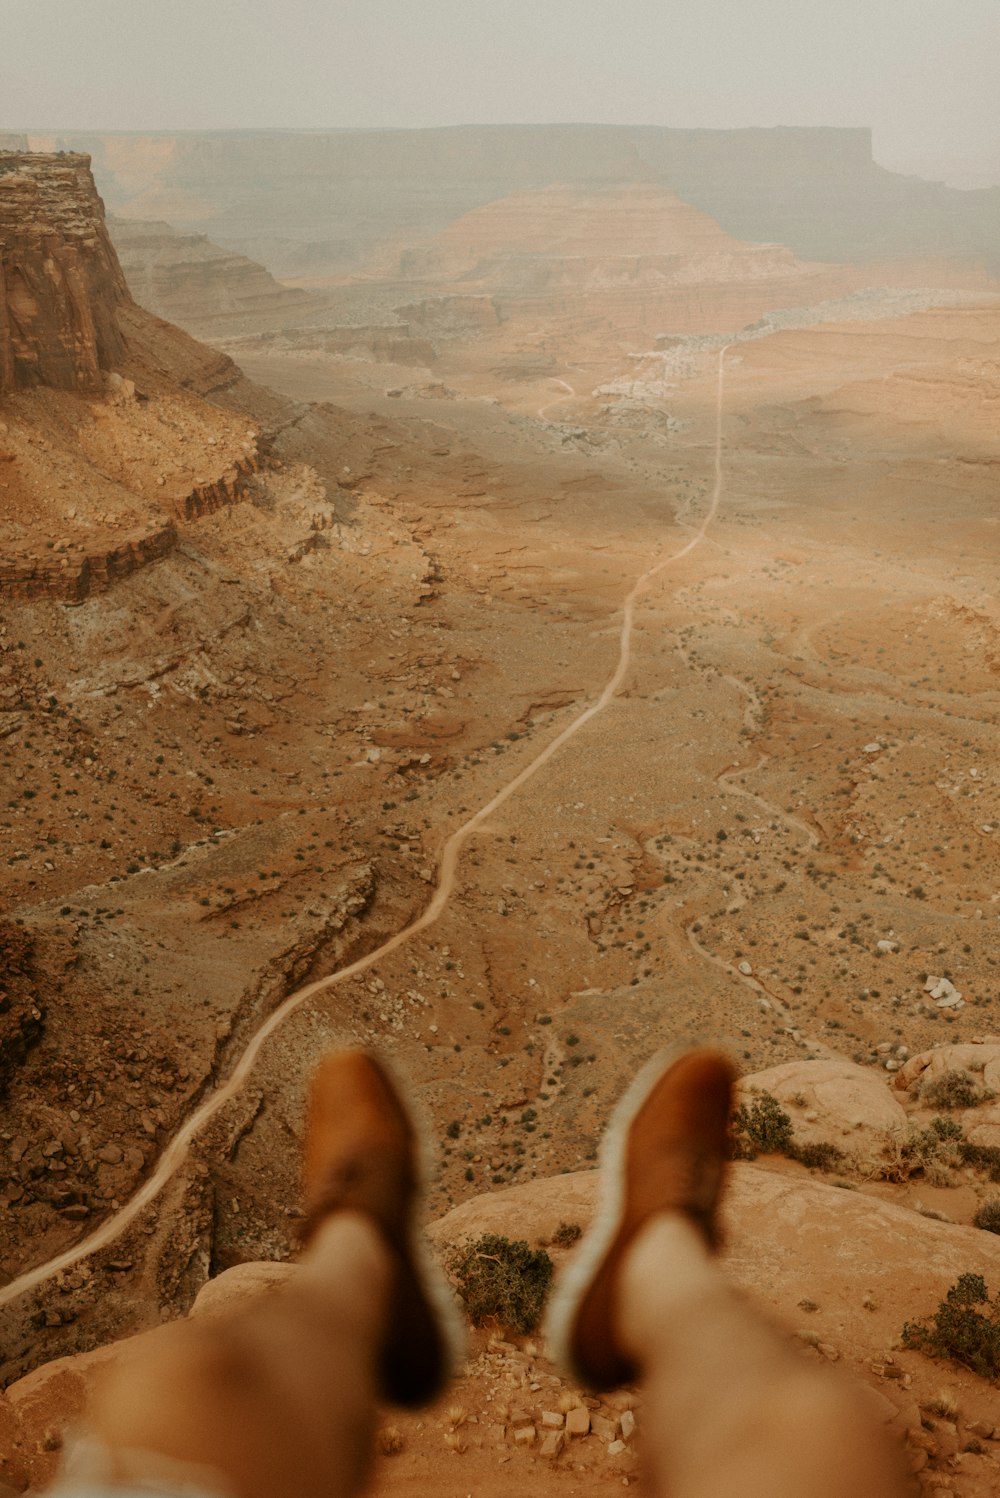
[78,1052,461,1498]
[86,1213,391,1498]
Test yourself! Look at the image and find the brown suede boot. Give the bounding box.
[301,1050,463,1406]
[546,1047,735,1391]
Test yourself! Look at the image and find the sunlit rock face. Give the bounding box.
[0,152,130,394]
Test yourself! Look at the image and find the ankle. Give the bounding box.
[301,1212,392,1292]
[617,1214,717,1364]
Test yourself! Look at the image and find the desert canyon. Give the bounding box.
[1,125,1000,1497]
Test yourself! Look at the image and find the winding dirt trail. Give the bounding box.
[684,920,834,1062]
[536,377,577,420]
[0,347,732,1308]
[717,753,821,851]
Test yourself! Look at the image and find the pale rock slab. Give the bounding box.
[736,1058,908,1146]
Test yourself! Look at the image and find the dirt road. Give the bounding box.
[0,347,732,1308]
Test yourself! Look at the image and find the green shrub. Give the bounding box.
[730,1095,846,1173]
[551,1221,582,1248]
[974,1199,1000,1234]
[922,1070,993,1111]
[910,1115,965,1168]
[447,1233,553,1333]
[731,1092,794,1158]
[902,1273,1000,1378]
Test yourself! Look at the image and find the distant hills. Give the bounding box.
[29,124,1000,280]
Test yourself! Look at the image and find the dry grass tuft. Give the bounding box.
[927,1389,960,1421]
[378,1426,405,1456]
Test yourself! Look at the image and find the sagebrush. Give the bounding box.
[902,1273,1000,1378]
[447,1233,553,1333]
[730,1091,843,1171]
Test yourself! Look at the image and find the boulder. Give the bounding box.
[189,1260,295,1320]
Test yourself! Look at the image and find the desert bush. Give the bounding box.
[731,1092,845,1172]
[922,1070,993,1111]
[447,1233,553,1333]
[973,1198,1000,1234]
[902,1273,1000,1378]
[792,1140,846,1172]
[871,1116,966,1183]
[959,1142,1000,1183]
[551,1221,582,1248]
[731,1091,795,1158]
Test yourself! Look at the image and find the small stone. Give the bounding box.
[608,1439,627,1457]
[607,1392,636,1412]
[540,1411,564,1430]
[513,1425,536,1445]
[967,1420,995,1440]
[738,959,752,975]
[566,1407,591,1438]
[98,1143,123,1165]
[539,1431,564,1460]
[620,1410,636,1441]
[592,1415,619,1442]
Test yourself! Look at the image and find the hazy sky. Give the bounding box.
[4,0,999,177]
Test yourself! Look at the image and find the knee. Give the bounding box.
[90,1324,246,1444]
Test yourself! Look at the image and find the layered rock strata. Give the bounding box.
[0,451,261,601]
[107,216,323,338]
[0,152,131,393]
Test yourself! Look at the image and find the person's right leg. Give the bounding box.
[618,1214,910,1498]
[547,1048,911,1498]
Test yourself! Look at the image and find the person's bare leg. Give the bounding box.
[547,1049,911,1498]
[87,1213,389,1498]
[79,1052,461,1498]
[618,1214,911,1498]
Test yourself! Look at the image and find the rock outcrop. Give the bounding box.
[0,152,131,393]
[738,1057,910,1149]
[107,216,324,339]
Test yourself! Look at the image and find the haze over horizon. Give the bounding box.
[3,0,999,188]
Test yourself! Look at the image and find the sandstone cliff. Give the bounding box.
[0,153,131,394]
